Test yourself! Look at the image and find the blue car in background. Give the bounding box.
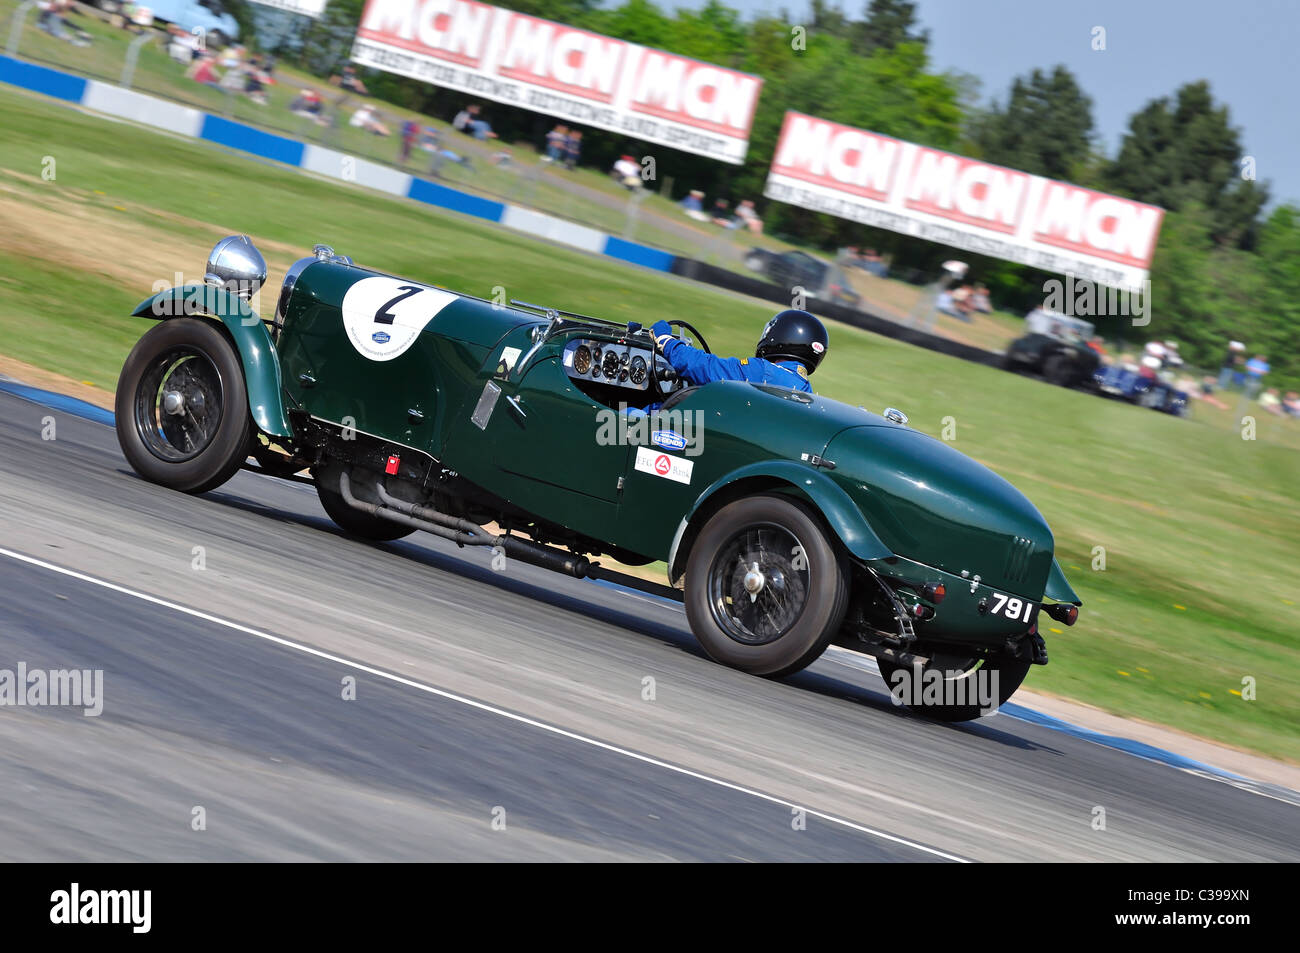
[132,0,240,44]
[1094,365,1190,416]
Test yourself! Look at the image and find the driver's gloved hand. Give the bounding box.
[652,320,675,352]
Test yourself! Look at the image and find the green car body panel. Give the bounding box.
[131,285,294,438]
[139,256,1081,655]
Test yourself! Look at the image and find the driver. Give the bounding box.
[651,309,828,394]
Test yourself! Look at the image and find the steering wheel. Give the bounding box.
[648,319,712,400]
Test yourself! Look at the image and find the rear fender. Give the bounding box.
[131,285,293,437]
[668,461,893,584]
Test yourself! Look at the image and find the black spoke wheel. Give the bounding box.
[876,648,1032,722]
[685,495,848,678]
[115,318,252,494]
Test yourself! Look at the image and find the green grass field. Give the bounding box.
[1,84,1297,761]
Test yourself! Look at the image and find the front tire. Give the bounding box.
[684,495,849,678]
[877,649,1031,722]
[115,318,252,494]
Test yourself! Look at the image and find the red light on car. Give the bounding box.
[922,583,946,604]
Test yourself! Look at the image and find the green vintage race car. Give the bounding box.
[115,236,1081,720]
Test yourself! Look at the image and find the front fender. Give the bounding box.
[670,460,894,582]
[132,286,293,438]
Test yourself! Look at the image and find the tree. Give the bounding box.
[1106,81,1269,249]
[852,0,929,56]
[968,66,1095,180]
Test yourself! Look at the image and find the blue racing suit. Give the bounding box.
[651,320,812,394]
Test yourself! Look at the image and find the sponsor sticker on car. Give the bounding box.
[635,447,693,484]
[651,429,688,452]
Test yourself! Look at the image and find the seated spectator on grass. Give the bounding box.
[332,64,369,96]
[1284,391,1300,418]
[564,129,583,168]
[38,0,90,46]
[349,104,390,137]
[710,198,733,226]
[290,88,327,124]
[1260,388,1285,416]
[935,289,957,315]
[543,125,568,162]
[734,199,763,234]
[453,104,498,140]
[243,59,271,105]
[1198,376,1229,410]
[186,52,222,87]
[613,155,642,189]
[970,283,992,313]
[679,189,708,221]
[420,128,474,175]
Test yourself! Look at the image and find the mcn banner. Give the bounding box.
[764,111,1164,291]
[248,0,327,17]
[350,0,762,164]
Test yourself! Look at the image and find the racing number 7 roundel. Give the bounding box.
[341,276,459,362]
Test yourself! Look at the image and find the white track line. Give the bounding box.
[0,545,967,862]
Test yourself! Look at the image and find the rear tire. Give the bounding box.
[684,495,849,678]
[115,318,252,494]
[314,476,415,542]
[1042,354,1074,387]
[877,649,1031,722]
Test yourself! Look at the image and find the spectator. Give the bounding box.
[970,283,992,313]
[290,88,327,125]
[564,129,583,168]
[349,104,390,136]
[400,118,420,163]
[454,104,498,140]
[542,124,568,163]
[679,189,708,221]
[1244,354,1270,397]
[949,284,973,322]
[420,128,474,175]
[861,248,888,277]
[935,289,957,315]
[710,198,732,226]
[1199,376,1229,410]
[1284,391,1300,418]
[1218,340,1246,390]
[186,52,222,87]
[612,155,642,189]
[1260,388,1285,416]
[734,199,763,234]
[332,64,369,96]
[243,57,271,105]
[490,147,513,168]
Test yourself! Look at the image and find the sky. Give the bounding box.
[668,0,1299,206]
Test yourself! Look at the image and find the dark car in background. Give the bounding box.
[1003,309,1100,388]
[744,248,862,309]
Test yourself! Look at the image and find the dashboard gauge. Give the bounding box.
[590,345,602,376]
[602,349,621,379]
[628,355,647,385]
[572,345,591,375]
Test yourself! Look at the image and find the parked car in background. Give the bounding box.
[1002,309,1100,388]
[744,248,862,309]
[141,0,239,45]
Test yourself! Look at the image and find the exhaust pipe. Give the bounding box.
[339,472,591,578]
